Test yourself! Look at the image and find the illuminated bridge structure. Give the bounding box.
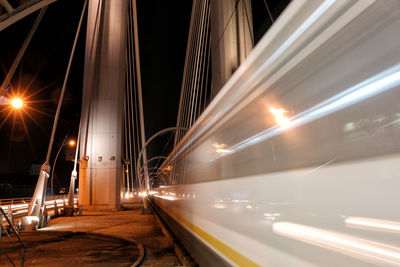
[2,0,400,266]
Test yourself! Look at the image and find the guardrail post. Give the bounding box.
[54,200,59,216]
[7,204,14,227]
[0,213,3,250]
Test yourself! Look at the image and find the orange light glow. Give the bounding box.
[165,165,173,171]
[11,98,23,109]
[270,107,290,126]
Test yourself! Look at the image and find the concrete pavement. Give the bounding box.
[0,204,181,266]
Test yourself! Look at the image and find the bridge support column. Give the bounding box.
[79,0,127,211]
[210,0,253,98]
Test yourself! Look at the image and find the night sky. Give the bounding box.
[0,0,289,196]
[0,0,192,195]
[0,1,86,176]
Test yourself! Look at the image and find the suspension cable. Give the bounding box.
[210,0,240,58]
[126,0,134,193]
[82,0,103,160]
[45,0,88,164]
[175,0,197,147]
[186,1,205,128]
[189,0,207,127]
[0,7,46,96]
[194,0,210,120]
[263,0,275,23]
[183,0,201,135]
[242,0,254,46]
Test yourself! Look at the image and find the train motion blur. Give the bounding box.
[151,1,400,266]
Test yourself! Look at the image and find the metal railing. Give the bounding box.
[1,207,26,267]
[1,194,78,228]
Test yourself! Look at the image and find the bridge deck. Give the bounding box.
[1,204,180,266]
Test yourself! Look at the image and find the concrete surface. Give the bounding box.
[0,203,180,266]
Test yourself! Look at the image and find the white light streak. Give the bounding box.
[211,64,400,160]
[273,222,400,266]
[162,0,337,166]
[213,143,231,154]
[153,195,177,201]
[346,217,400,234]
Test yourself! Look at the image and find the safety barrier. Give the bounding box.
[0,207,26,266]
[0,195,78,228]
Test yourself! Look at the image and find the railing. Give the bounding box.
[0,207,26,267]
[1,195,78,228]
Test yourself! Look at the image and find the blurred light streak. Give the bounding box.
[154,195,177,201]
[213,143,231,154]
[212,203,226,209]
[273,222,400,266]
[211,64,400,161]
[346,217,400,234]
[270,107,290,126]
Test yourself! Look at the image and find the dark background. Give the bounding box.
[0,0,290,198]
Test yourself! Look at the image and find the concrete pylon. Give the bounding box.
[210,0,253,98]
[79,0,127,211]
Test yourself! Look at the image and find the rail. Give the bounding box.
[0,207,26,267]
[1,194,78,228]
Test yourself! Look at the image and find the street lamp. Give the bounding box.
[51,136,76,196]
[10,97,23,109]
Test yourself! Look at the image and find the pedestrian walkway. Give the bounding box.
[1,203,180,266]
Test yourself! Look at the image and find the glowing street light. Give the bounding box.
[51,137,76,196]
[11,98,23,109]
[270,107,290,126]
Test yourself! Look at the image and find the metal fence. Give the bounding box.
[0,207,26,267]
[0,194,78,228]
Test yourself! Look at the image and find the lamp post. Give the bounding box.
[51,136,76,196]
